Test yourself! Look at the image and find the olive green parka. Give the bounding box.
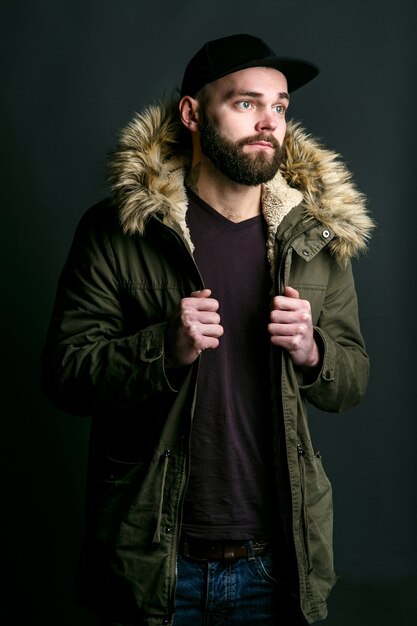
[41,100,374,625]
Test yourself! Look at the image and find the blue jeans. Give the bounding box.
[173,543,307,626]
[97,544,306,625]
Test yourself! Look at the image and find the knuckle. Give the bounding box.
[290,335,301,350]
[181,311,191,326]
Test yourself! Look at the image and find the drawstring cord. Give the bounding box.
[152,450,171,544]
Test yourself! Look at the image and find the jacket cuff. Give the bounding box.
[298,327,335,390]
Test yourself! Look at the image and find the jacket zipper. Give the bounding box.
[157,218,205,292]
[169,361,202,618]
[154,220,204,620]
[275,220,321,590]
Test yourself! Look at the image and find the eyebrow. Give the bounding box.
[224,89,290,101]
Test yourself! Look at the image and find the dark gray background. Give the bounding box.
[1,1,416,624]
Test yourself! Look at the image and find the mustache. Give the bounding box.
[236,134,281,149]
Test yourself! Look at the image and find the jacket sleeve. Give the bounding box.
[298,259,369,412]
[41,207,176,417]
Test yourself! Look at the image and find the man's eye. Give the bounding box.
[237,101,252,110]
[274,105,286,114]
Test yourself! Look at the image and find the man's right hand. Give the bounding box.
[164,289,223,368]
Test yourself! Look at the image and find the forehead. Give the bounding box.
[206,66,289,100]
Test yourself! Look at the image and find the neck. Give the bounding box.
[186,157,262,223]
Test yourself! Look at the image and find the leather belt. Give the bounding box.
[180,535,269,562]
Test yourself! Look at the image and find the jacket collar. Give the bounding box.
[109,99,374,264]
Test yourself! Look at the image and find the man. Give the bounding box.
[42,34,373,625]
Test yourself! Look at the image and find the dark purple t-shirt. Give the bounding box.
[182,189,274,540]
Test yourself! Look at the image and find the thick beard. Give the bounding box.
[199,108,283,186]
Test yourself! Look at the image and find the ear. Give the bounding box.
[179,96,200,132]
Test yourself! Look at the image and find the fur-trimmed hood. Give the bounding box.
[109,99,374,264]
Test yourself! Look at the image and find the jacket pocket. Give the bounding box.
[102,455,145,483]
[87,455,148,546]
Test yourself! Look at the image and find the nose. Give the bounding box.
[255,110,278,132]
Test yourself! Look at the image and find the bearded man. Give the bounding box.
[42,34,373,626]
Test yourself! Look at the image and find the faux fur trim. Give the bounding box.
[109,99,374,262]
[281,123,374,261]
[108,99,192,247]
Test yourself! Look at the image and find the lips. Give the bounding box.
[245,140,275,152]
[248,141,274,148]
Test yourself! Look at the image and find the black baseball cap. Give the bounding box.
[181,33,319,97]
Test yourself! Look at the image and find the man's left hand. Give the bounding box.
[268,286,320,369]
